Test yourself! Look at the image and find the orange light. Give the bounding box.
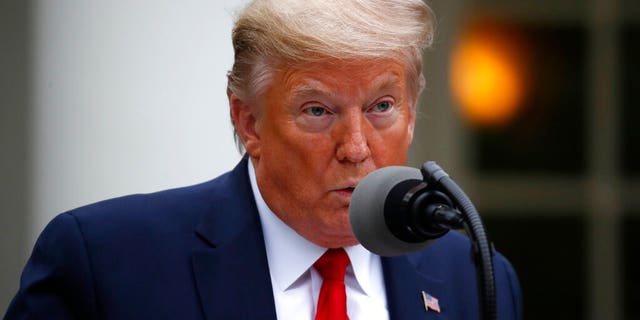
[450,31,526,127]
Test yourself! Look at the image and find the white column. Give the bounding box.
[29,0,249,245]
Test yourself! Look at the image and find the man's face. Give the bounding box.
[247,58,416,248]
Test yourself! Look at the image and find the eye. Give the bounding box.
[368,99,394,114]
[365,98,399,129]
[297,103,334,132]
[373,101,391,112]
[306,106,327,116]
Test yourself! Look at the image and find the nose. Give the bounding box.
[335,112,371,163]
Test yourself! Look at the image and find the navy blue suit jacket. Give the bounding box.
[5,158,522,319]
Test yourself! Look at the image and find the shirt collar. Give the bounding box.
[247,160,377,295]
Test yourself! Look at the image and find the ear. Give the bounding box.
[230,94,262,158]
[406,105,416,144]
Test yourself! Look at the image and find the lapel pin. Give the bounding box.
[421,290,441,313]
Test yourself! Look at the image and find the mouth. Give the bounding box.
[334,186,356,198]
[341,186,355,193]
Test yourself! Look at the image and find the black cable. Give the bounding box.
[422,161,497,320]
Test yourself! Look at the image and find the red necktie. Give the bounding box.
[314,248,351,320]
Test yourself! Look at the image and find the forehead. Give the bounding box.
[273,58,408,97]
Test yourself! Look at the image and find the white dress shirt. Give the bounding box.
[248,161,390,320]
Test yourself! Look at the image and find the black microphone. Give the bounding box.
[351,163,498,320]
[349,165,463,256]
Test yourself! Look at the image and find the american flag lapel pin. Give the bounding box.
[421,290,441,313]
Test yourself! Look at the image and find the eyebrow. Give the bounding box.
[370,75,404,95]
[289,83,329,98]
[290,73,404,99]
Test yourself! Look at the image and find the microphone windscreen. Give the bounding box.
[349,166,435,256]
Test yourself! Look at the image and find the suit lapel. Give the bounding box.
[191,236,276,320]
[191,158,277,320]
[382,255,448,320]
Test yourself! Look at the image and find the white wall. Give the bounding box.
[30,1,249,244]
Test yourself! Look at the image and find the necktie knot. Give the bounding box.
[314,248,350,282]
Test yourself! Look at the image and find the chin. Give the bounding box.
[321,226,358,248]
[318,235,359,249]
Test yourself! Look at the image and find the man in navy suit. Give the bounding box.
[6,0,522,319]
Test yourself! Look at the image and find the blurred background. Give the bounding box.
[1,0,638,319]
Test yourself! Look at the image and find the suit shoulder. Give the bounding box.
[63,170,237,233]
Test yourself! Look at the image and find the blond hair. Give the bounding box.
[228,0,435,151]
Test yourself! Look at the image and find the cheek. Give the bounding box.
[370,122,413,163]
[262,127,335,182]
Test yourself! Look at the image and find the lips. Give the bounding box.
[334,189,353,201]
[333,182,358,198]
[333,180,359,191]
[338,187,355,194]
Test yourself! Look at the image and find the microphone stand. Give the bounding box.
[421,161,497,320]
